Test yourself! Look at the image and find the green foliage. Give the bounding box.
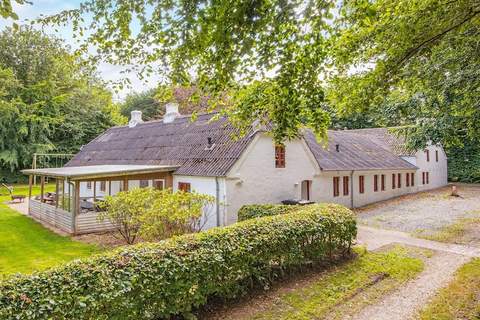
[120,89,161,120]
[238,204,301,221]
[41,0,334,142]
[100,188,215,244]
[329,0,480,149]
[447,141,480,183]
[0,0,25,20]
[0,203,356,319]
[0,26,126,179]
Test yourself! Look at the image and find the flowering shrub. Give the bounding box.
[0,203,356,319]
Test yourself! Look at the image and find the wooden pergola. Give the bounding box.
[21,165,178,234]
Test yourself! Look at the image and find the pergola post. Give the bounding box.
[40,176,45,203]
[73,181,80,234]
[123,178,128,191]
[55,179,59,208]
[28,175,33,214]
[93,181,96,202]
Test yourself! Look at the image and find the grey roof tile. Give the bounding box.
[304,129,417,171]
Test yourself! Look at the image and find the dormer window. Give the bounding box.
[275,145,285,168]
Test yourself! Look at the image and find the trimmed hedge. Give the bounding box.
[238,204,301,221]
[0,203,356,320]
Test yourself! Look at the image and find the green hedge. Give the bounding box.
[238,204,301,221]
[0,203,356,320]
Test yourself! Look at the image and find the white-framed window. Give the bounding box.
[153,179,165,190]
[139,180,149,188]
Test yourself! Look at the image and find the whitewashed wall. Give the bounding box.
[173,175,226,229]
[224,134,320,224]
[414,145,448,190]
[314,170,420,208]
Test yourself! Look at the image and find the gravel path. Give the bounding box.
[351,251,470,320]
[357,226,480,257]
[356,185,480,235]
[354,226,480,320]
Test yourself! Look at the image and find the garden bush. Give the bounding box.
[237,204,301,221]
[0,203,356,320]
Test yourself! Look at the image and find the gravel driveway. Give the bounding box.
[356,184,480,237]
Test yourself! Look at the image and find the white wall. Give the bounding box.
[311,170,419,208]
[79,181,123,199]
[173,175,226,229]
[224,134,320,224]
[414,145,448,190]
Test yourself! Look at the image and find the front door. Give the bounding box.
[301,180,312,201]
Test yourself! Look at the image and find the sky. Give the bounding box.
[0,0,159,101]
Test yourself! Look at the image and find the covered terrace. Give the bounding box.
[22,165,179,235]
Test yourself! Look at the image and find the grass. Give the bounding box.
[419,258,480,320]
[0,184,100,277]
[248,245,426,320]
[414,217,480,243]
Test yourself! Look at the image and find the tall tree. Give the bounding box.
[42,0,334,142]
[328,0,480,149]
[0,27,125,177]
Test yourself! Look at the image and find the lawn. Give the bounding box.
[205,245,427,320]
[0,184,100,277]
[418,258,480,320]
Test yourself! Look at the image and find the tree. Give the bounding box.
[328,0,480,149]
[100,188,215,244]
[0,26,126,178]
[120,89,161,120]
[41,0,334,142]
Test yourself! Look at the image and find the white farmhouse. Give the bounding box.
[23,104,447,233]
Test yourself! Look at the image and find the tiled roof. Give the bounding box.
[345,128,415,156]
[66,113,254,177]
[304,129,417,171]
[67,113,416,175]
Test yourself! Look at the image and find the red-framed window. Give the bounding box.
[343,176,349,196]
[374,174,379,192]
[333,177,340,197]
[422,172,426,185]
[392,173,396,189]
[178,182,191,192]
[435,150,439,162]
[411,172,415,186]
[426,172,430,184]
[275,145,285,168]
[406,173,410,187]
[426,149,430,162]
[139,180,149,188]
[359,175,365,194]
[381,174,385,191]
[398,173,402,188]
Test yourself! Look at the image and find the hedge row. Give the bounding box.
[0,203,356,320]
[237,204,301,221]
